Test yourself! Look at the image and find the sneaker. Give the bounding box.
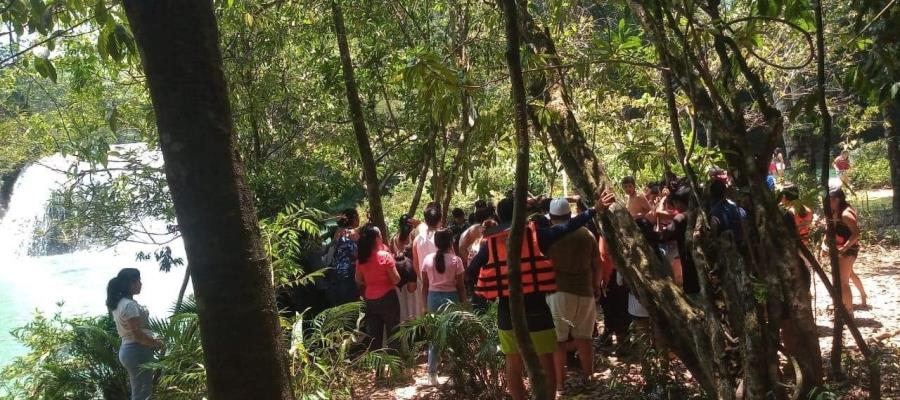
[428,374,439,386]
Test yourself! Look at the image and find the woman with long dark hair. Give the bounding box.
[354,224,401,350]
[420,228,467,385]
[107,268,163,400]
[827,189,867,315]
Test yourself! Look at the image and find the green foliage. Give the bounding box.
[0,310,129,399]
[288,301,404,399]
[146,305,206,399]
[260,203,329,287]
[394,302,506,398]
[849,139,891,189]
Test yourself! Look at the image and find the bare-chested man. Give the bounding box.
[622,176,651,220]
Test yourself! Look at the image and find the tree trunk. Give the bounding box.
[498,0,549,397]
[812,0,844,379]
[121,1,294,399]
[886,99,900,222]
[511,1,733,396]
[407,150,432,217]
[331,0,388,237]
[174,263,192,313]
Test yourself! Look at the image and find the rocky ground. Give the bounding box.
[367,196,900,399]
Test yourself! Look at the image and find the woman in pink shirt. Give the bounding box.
[355,224,401,350]
[420,229,467,384]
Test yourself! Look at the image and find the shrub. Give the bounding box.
[849,140,891,190]
[288,301,404,399]
[0,310,129,400]
[394,302,506,399]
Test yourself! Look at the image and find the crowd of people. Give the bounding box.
[318,165,869,398]
[103,152,868,400]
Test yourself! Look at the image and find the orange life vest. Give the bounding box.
[793,208,813,246]
[475,222,556,300]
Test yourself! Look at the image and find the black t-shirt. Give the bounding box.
[497,293,555,332]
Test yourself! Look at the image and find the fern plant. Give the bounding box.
[145,299,206,400]
[288,301,406,399]
[0,310,129,400]
[259,203,329,288]
[393,302,507,399]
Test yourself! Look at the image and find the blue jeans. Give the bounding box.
[427,291,459,375]
[119,342,155,400]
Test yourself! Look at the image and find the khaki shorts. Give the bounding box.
[546,291,597,341]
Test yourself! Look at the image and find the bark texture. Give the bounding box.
[331,0,389,236]
[510,0,823,397]
[122,1,294,398]
[498,0,550,397]
[812,0,845,378]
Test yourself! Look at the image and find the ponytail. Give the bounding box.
[106,268,141,311]
[434,229,453,274]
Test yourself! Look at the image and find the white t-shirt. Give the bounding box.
[414,229,438,271]
[112,298,153,344]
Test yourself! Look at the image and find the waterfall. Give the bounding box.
[0,144,189,366]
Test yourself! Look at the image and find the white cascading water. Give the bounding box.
[0,143,189,366]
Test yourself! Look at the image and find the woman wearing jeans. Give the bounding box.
[355,224,402,350]
[420,229,468,385]
[107,268,164,400]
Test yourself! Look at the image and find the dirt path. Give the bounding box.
[815,243,900,350]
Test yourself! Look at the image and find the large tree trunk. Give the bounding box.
[121,1,294,399]
[886,99,900,222]
[510,2,732,396]
[498,0,550,397]
[331,0,388,236]
[510,0,823,397]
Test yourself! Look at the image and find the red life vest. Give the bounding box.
[475,222,556,299]
[793,209,813,246]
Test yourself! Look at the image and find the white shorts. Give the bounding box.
[546,291,597,341]
[628,293,649,318]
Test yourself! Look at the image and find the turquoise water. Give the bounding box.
[0,245,188,367]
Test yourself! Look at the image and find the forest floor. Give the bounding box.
[366,191,900,399]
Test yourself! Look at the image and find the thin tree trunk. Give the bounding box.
[886,100,900,222]
[407,150,432,217]
[498,0,549,397]
[121,1,294,398]
[801,246,881,398]
[331,0,388,237]
[812,0,844,379]
[174,263,192,313]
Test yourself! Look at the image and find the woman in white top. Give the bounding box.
[107,268,164,400]
[411,206,442,317]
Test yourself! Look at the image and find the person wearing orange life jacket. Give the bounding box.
[467,197,556,400]
[780,186,814,248]
[466,192,616,400]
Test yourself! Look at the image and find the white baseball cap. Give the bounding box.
[549,198,571,218]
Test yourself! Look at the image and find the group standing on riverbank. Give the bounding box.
[107,154,870,400]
